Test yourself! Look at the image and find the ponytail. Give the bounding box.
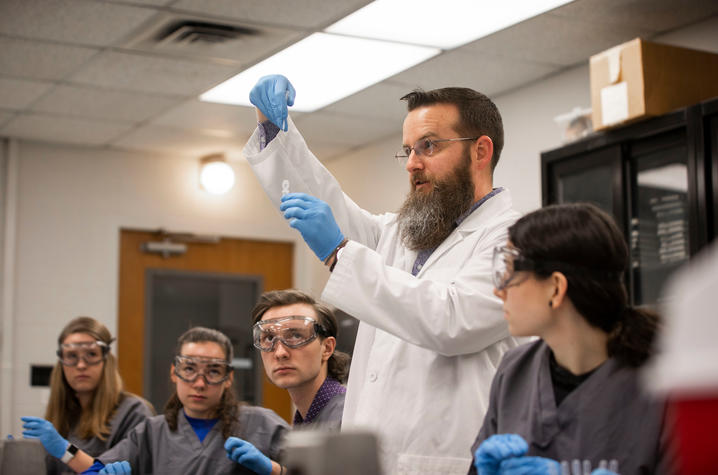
[328,350,351,384]
[606,307,660,367]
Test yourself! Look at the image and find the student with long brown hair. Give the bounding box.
[21,316,154,474]
[87,326,289,474]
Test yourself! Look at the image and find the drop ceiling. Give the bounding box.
[1,0,717,161]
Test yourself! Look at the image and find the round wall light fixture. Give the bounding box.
[199,153,235,195]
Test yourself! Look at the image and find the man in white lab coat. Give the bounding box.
[243,75,522,474]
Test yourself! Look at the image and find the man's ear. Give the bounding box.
[473,135,494,171]
[321,337,336,363]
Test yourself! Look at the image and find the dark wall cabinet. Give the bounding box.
[541,96,718,306]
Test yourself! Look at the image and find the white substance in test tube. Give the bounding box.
[281,179,290,196]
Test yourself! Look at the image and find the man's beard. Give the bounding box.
[397,151,475,251]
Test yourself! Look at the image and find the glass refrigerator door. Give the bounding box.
[629,131,690,306]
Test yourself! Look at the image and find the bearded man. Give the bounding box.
[243,76,522,475]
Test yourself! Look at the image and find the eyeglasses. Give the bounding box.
[492,246,535,290]
[253,316,328,352]
[57,341,109,367]
[173,355,233,385]
[394,137,478,164]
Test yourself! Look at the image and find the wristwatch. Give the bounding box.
[60,443,79,464]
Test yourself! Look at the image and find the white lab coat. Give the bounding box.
[244,117,522,474]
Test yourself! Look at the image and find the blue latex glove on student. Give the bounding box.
[590,470,619,475]
[21,416,68,458]
[499,456,561,475]
[474,434,528,475]
[249,74,296,132]
[98,461,132,474]
[280,193,345,262]
[225,437,272,475]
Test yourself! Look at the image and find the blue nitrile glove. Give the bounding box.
[498,456,561,475]
[280,193,344,262]
[99,461,132,474]
[21,416,68,459]
[225,437,272,475]
[590,470,618,475]
[249,74,296,132]
[474,434,528,475]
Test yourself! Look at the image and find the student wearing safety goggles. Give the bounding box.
[20,316,154,474]
[251,289,350,432]
[84,326,289,475]
[468,204,670,475]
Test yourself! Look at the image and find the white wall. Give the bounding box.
[2,15,717,434]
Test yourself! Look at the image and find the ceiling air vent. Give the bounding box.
[155,21,259,46]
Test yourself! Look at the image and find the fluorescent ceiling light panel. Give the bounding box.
[201,33,439,111]
[326,0,576,49]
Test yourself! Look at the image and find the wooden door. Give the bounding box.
[118,229,294,422]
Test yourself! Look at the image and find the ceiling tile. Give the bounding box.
[171,0,373,29]
[1,113,132,146]
[111,124,249,158]
[460,13,653,67]
[0,37,98,81]
[389,50,559,98]
[321,82,414,124]
[30,85,181,123]
[0,0,158,47]
[0,78,54,110]
[108,0,175,6]
[294,111,398,149]
[0,110,16,128]
[551,0,718,32]
[69,51,238,95]
[150,99,261,137]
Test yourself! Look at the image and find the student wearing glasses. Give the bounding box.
[85,327,289,475]
[251,289,350,432]
[21,316,154,474]
[468,203,671,475]
[242,75,522,474]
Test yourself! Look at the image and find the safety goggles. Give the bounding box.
[492,246,622,290]
[57,341,109,367]
[492,246,536,290]
[253,316,328,352]
[173,355,233,385]
[394,137,478,164]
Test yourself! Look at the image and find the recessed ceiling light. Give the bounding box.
[326,0,576,49]
[200,32,439,111]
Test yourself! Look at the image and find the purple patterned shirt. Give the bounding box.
[293,377,347,426]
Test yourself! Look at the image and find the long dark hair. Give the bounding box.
[252,289,351,383]
[164,327,242,438]
[509,203,659,366]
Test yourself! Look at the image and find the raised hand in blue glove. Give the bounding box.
[225,437,273,475]
[21,416,68,459]
[498,456,561,475]
[249,74,296,132]
[280,193,345,262]
[474,434,528,475]
[99,461,132,474]
[590,470,619,475]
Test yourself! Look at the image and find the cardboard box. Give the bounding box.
[590,38,718,130]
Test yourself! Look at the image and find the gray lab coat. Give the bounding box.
[298,392,345,432]
[467,340,672,475]
[47,393,153,475]
[99,406,288,474]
